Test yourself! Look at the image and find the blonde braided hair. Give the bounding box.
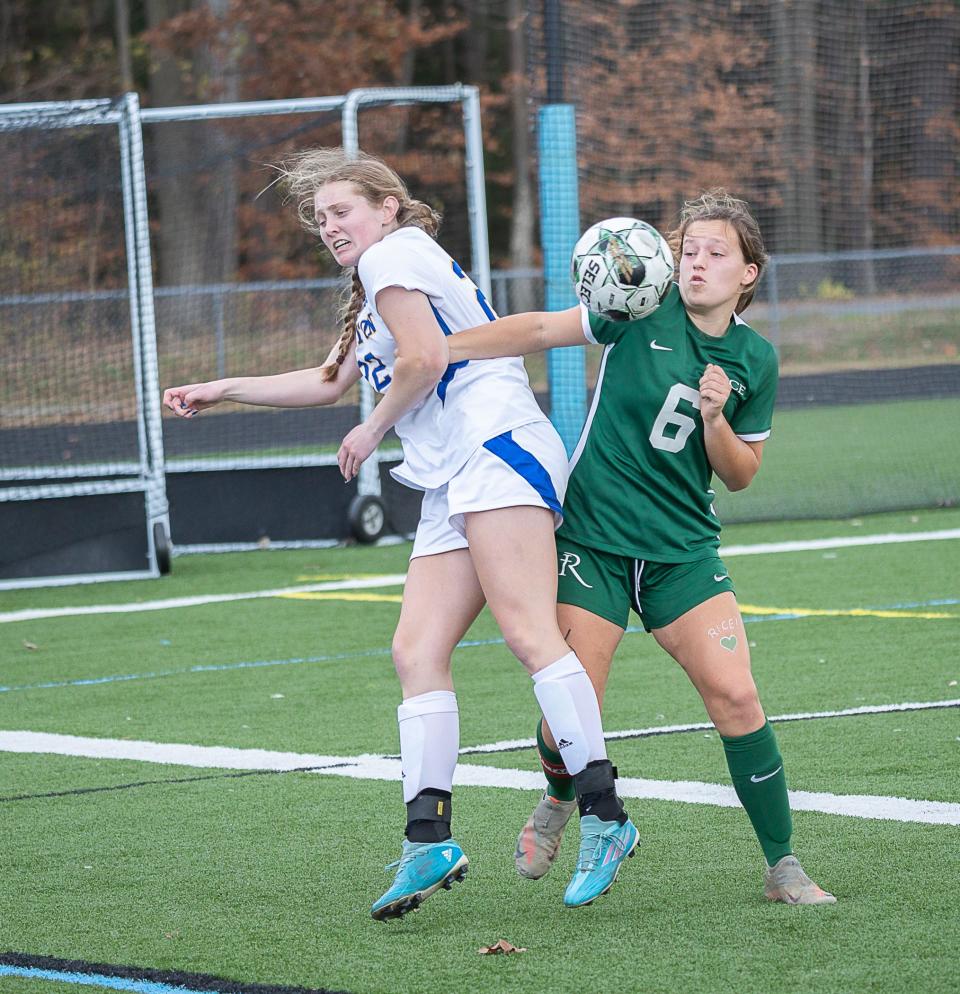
[277,148,441,381]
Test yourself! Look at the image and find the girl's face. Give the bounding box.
[678,220,758,316]
[314,180,398,267]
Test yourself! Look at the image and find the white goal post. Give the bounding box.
[0,93,169,589]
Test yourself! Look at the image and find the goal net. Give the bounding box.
[526,0,960,521]
[0,97,168,586]
[145,90,487,476]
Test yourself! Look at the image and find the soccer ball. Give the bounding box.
[571,217,674,321]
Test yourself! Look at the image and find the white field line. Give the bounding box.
[2,528,958,625]
[2,730,958,826]
[720,528,960,557]
[0,574,408,624]
[459,698,960,755]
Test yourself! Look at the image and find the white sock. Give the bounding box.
[532,651,607,776]
[397,690,459,804]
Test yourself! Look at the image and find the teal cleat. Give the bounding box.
[370,839,468,921]
[563,814,639,908]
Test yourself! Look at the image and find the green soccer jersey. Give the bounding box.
[559,283,779,562]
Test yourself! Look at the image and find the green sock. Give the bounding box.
[721,720,793,866]
[537,718,575,801]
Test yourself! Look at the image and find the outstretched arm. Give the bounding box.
[447,306,585,363]
[162,341,361,417]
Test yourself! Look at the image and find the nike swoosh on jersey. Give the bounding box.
[650,340,673,351]
[713,574,729,582]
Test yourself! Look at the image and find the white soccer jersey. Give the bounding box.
[355,226,548,490]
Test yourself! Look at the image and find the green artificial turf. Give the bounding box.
[0,508,958,994]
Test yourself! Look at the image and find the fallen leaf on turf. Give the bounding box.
[478,940,526,955]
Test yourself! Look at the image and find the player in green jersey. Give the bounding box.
[447,190,834,905]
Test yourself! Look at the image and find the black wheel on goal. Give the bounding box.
[153,521,172,575]
[348,494,387,544]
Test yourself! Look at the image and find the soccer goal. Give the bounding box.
[141,85,489,551]
[0,94,170,589]
[0,86,491,583]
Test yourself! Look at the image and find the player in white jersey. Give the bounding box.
[163,147,638,919]
[351,223,547,496]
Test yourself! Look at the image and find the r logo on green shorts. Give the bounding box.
[556,535,736,632]
[558,550,594,589]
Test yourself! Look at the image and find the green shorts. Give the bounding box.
[556,536,736,632]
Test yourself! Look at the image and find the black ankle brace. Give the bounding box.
[574,759,626,824]
[405,789,453,842]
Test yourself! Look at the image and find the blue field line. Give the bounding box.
[0,964,212,993]
[0,638,505,695]
[1,597,955,697]
[875,597,959,609]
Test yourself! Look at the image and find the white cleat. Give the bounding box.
[514,793,577,879]
[764,855,836,905]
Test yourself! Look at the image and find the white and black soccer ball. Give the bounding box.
[571,217,675,321]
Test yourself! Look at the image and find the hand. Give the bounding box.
[162,382,226,418]
[699,363,732,424]
[338,422,385,482]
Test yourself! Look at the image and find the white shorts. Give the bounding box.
[410,421,570,560]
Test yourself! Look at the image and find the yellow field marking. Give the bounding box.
[279,592,404,604]
[294,573,404,584]
[279,594,957,616]
[739,603,956,620]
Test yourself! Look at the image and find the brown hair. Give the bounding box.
[668,188,768,313]
[277,147,441,381]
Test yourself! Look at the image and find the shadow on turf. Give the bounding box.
[0,951,349,993]
[0,765,351,804]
